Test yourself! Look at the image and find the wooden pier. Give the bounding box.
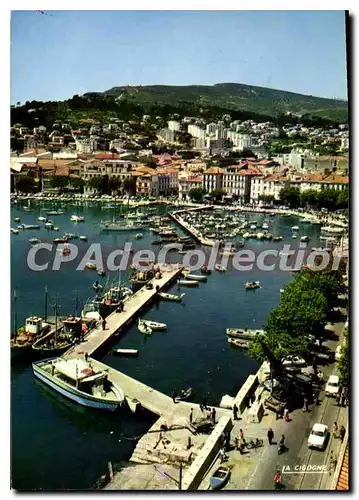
[64,264,183,358]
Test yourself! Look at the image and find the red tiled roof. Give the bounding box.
[204,167,224,174]
[95,153,121,159]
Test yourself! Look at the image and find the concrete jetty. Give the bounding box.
[169,206,218,247]
[65,264,183,358]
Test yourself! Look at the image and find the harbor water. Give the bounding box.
[11,201,323,490]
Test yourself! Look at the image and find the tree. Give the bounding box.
[188,187,206,202]
[122,177,137,196]
[50,176,69,188]
[108,176,122,193]
[337,187,349,209]
[86,175,109,194]
[337,326,349,388]
[300,189,319,209]
[15,175,38,193]
[279,186,301,208]
[317,189,340,211]
[259,194,275,204]
[210,188,226,201]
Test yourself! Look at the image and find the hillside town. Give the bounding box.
[11,114,349,204]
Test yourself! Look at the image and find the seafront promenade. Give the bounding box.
[65,264,183,358]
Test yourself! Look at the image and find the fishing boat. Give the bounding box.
[300,235,310,242]
[138,319,152,334]
[32,357,125,411]
[95,284,133,318]
[158,292,185,302]
[32,316,82,356]
[29,237,40,245]
[215,264,226,273]
[178,279,199,287]
[228,338,251,349]
[70,215,85,222]
[140,319,167,331]
[226,328,264,339]
[182,273,207,282]
[112,349,138,356]
[11,316,52,359]
[210,466,231,490]
[130,267,155,289]
[54,237,68,244]
[245,281,261,290]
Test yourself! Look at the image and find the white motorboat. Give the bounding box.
[300,235,310,242]
[32,357,125,411]
[11,228,19,234]
[292,234,297,239]
[300,218,312,223]
[113,349,138,356]
[291,226,300,231]
[262,222,269,230]
[182,273,207,281]
[158,292,185,302]
[79,235,88,241]
[215,264,226,272]
[29,238,41,245]
[135,233,143,239]
[138,319,152,334]
[245,281,261,290]
[70,215,85,222]
[226,328,264,339]
[38,216,47,221]
[178,279,199,287]
[141,319,167,331]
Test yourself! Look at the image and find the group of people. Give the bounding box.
[336,387,349,407]
[332,422,346,442]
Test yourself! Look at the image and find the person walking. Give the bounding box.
[172,390,177,403]
[233,403,238,421]
[339,425,346,442]
[332,421,338,438]
[336,392,341,406]
[284,407,290,421]
[85,352,88,362]
[303,397,308,412]
[267,428,274,445]
[189,408,194,424]
[102,318,107,331]
[211,408,216,424]
[239,428,244,441]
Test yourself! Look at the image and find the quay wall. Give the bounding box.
[182,416,233,491]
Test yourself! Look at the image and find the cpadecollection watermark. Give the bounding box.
[26,241,345,273]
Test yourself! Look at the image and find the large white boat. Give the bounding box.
[33,357,125,411]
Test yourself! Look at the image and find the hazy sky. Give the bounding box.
[11,10,348,103]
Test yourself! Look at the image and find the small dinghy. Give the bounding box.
[183,273,207,282]
[79,235,88,241]
[228,338,251,349]
[210,466,231,490]
[215,264,226,273]
[175,387,193,401]
[291,226,300,231]
[178,279,199,287]
[158,292,185,302]
[113,349,138,356]
[138,319,152,334]
[244,281,261,290]
[141,319,167,331]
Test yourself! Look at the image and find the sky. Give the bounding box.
[10,10,348,103]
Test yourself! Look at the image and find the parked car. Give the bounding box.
[263,395,286,413]
[325,375,340,397]
[308,423,329,450]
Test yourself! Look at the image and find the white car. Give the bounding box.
[308,423,329,450]
[282,356,307,368]
[325,375,340,397]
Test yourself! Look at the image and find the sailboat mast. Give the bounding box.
[44,286,48,322]
[13,290,17,338]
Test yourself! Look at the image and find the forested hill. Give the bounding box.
[99,82,348,121]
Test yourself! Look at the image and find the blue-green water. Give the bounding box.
[11,201,322,490]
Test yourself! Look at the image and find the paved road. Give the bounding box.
[245,314,348,491]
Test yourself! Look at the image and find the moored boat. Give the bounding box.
[141,319,167,331]
[228,338,251,349]
[245,281,261,290]
[11,316,52,359]
[113,349,138,356]
[300,235,310,242]
[32,357,125,411]
[182,273,207,281]
[210,466,231,490]
[138,319,152,334]
[215,264,226,273]
[158,292,185,302]
[178,279,199,287]
[226,328,264,340]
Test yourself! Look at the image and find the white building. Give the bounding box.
[203,167,224,192]
[168,120,181,132]
[222,170,252,202]
[158,128,175,142]
[75,138,97,154]
[188,124,206,139]
[227,132,252,150]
